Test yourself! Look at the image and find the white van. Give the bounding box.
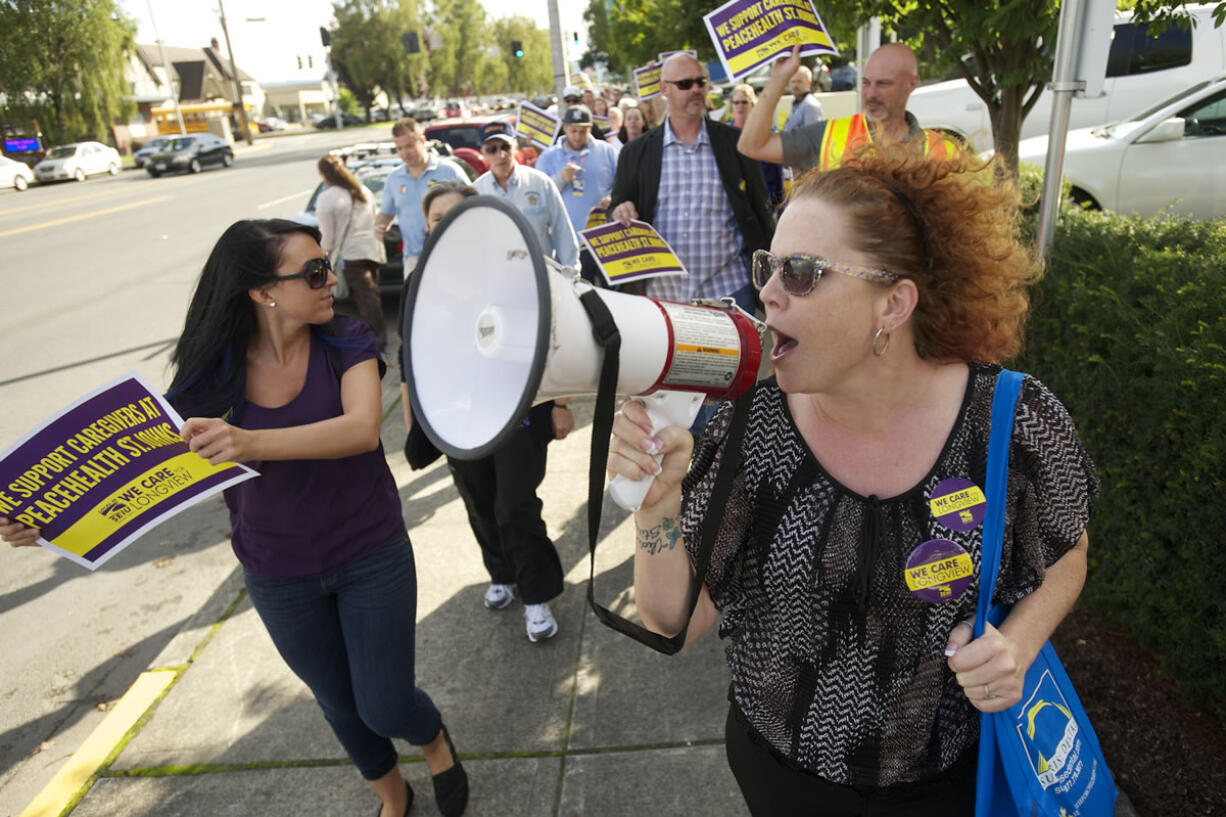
[905,4,1226,152]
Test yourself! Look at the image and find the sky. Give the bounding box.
[120,0,587,85]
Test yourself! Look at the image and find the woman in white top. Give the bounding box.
[317,155,387,345]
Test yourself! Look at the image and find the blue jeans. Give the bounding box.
[244,537,441,780]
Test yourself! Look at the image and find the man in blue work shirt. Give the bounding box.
[535,105,619,236]
[473,121,579,268]
[375,117,467,274]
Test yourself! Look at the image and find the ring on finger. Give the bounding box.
[983,683,992,699]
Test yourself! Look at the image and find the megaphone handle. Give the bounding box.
[608,390,706,512]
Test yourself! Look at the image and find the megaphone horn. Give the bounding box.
[403,196,763,510]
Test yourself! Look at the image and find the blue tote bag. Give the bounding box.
[974,369,1117,817]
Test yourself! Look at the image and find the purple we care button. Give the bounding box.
[905,538,974,604]
[928,477,986,532]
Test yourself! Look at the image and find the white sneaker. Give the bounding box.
[524,603,559,642]
[484,583,513,610]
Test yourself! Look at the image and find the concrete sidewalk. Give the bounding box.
[27,393,746,817]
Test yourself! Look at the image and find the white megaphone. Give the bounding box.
[402,196,764,511]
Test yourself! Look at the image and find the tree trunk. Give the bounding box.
[991,82,1028,177]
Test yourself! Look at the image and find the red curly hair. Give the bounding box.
[790,144,1039,363]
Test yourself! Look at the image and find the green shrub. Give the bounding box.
[1014,204,1226,717]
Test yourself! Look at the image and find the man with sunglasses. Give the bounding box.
[376,118,468,274]
[609,52,773,316]
[472,121,578,270]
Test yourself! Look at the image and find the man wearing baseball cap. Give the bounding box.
[464,119,579,644]
[473,121,578,268]
[535,105,619,235]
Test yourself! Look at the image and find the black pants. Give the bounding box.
[445,425,562,605]
[343,258,385,344]
[724,705,977,817]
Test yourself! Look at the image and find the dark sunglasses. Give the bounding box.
[277,256,332,289]
[663,76,708,91]
[751,249,898,296]
[482,141,513,155]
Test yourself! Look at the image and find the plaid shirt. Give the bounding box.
[647,118,748,303]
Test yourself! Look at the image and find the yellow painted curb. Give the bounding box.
[18,670,176,817]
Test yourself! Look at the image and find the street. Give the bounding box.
[0,128,393,815]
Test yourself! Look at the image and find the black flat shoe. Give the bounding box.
[374,780,413,817]
[431,722,469,817]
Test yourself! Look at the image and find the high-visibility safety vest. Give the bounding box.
[817,113,955,171]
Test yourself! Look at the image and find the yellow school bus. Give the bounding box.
[150,101,255,137]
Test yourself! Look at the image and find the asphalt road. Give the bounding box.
[0,127,394,816]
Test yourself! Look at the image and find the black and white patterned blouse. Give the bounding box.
[681,363,1098,787]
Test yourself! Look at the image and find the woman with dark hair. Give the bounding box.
[317,154,387,346]
[608,145,1098,816]
[1,219,470,817]
[619,105,648,144]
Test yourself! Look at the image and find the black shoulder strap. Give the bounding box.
[578,289,753,655]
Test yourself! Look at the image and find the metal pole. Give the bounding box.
[855,18,881,115]
[216,0,253,145]
[146,0,185,135]
[328,54,343,129]
[547,0,568,102]
[1036,0,1087,256]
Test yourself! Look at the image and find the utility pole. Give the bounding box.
[146,0,185,135]
[216,0,253,145]
[547,0,568,102]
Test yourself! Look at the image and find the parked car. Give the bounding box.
[829,62,857,92]
[1017,73,1226,220]
[294,163,404,294]
[907,3,1226,151]
[314,112,365,129]
[134,135,174,168]
[254,116,288,132]
[33,141,121,183]
[146,133,234,176]
[0,155,34,191]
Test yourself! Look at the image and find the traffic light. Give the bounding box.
[402,31,421,54]
[511,39,524,58]
[320,26,330,47]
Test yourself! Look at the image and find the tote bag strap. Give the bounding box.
[974,368,1025,638]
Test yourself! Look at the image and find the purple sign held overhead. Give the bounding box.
[703,0,838,81]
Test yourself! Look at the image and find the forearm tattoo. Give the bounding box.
[638,516,682,555]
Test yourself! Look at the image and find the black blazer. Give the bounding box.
[610,118,774,259]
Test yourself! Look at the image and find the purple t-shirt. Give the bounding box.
[225,317,405,579]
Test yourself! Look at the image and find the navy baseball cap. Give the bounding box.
[479,121,516,144]
[562,105,592,126]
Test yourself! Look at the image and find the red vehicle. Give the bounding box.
[424,115,533,168]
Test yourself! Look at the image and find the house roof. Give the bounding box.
[135,43,256,88]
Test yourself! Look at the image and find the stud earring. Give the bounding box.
[269,300,277,308]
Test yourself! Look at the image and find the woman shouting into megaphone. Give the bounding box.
[606,143,1098,817]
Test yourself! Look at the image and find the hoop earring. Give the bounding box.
[269,300,276,308]
[872,327,890,357]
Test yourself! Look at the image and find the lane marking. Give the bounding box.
[0,187,133,217]
[0,196,174,239]
[16,670,176,817]
[256,188,313,210]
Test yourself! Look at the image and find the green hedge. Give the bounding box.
[1013,196,1226,717]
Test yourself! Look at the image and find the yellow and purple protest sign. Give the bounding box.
[703,0,838,81]
[516,101,560,149]
[584,206,610,230]
[580,219,686,286]
[0,374,257,570]
[634,63,663,100]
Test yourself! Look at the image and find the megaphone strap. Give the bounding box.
[578,288,754,654]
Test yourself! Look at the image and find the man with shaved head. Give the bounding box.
[739,43,952,172]
[784,64,825,132]
[610,52,773,313]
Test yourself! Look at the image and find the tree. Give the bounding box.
[858,0,1224,174]
[490,16,552,94]
[0,0,136,145]
[424,0,488,96]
